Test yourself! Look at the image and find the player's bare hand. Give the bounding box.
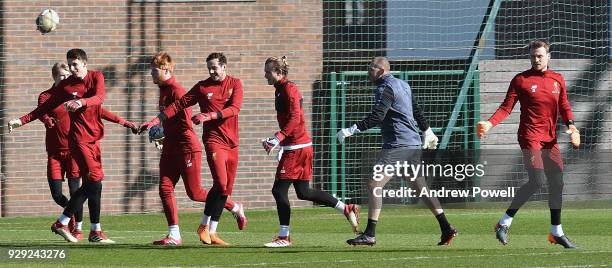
[192,112,218,125]
[42,117,57,129]
[64,99,84,112]
[138,117,160,134]
[122,121,139,134]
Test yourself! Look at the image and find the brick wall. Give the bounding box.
[0,0,321,216]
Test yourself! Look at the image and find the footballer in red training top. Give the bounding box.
[39,62,137,242]
[140,52,246,246]
[478,40,580,249]
[143,52,245,246]
[261,56,359,248]
[8,49,115,244]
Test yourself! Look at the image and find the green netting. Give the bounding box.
[313,0,611,204]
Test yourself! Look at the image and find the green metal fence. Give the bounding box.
[324,69,480,200]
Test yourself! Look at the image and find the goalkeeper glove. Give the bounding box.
[192,112,219,125]
[148,125,165,151]
[262,132,285,155]
[8,118,23,133]
[566,124,580,149]
[336,124,360,144]
[422,127,438,149]
[153,137,164,151]
[64,99,85,112]
[477,121,493,139]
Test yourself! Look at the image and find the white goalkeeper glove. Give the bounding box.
[8,118,23,133]
[153,137,164,151]
[477,121,493,139]
[337,124,360,144]
[262,136,280,155]
[566,124,580,149]
[422,128,438,149]
[262,132,286,155]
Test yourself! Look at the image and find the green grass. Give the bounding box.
[0,204,611,267]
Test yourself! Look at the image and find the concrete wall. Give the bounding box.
[478,59,612,201]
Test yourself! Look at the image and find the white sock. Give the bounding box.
[168,225,181,239]
[279,225,290,237]
[209,221,219,234]
[334,201,346,213]
[551,224,564,237]
[231,203,240,213]
[91,223,101,231]
[76,222,83,231]
[59,214,71,225]
[201,215,211,225]
[499,213,513,226]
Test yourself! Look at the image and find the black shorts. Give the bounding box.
[376,146,422,165]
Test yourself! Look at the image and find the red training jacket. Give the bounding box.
[488,68,574,142]
[274,77,311,146]
[38,85,129,153]
[157,76,201,155]
[163,75,242,148]
[21,70,106,143]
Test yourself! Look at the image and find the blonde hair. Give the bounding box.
[265,56,289,76]
[51,62,69,78]
[151,52,174,72]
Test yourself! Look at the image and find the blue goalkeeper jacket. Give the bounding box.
[355,74,425,148]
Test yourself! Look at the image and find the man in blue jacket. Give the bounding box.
[338,56,457,246]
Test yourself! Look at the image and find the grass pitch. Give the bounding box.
[0,202,611,267]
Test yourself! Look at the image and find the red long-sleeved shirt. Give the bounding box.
[488,68,574,142]
[21,70,106,143]
[162,75,242,148]
[157,77,201,154]
[38,87,70,153]
[100,108,126,125]
[38,86,127,153]
[274,78,311,146]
